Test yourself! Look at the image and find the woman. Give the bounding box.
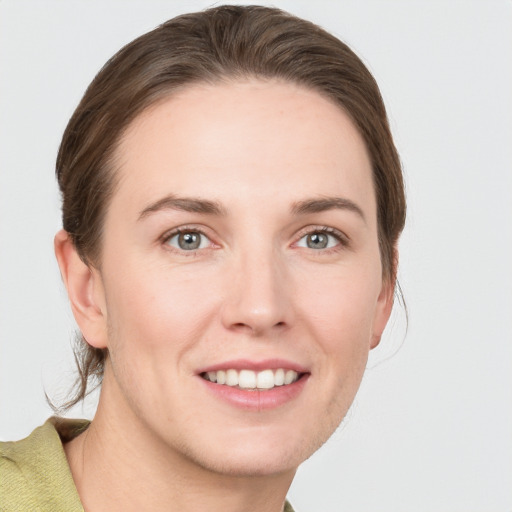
[0,5,405,511]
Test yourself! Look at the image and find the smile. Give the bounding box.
[201,368,300,390]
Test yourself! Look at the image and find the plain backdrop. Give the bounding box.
[1,1,511,511]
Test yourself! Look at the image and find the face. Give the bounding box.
[87,80,393,476]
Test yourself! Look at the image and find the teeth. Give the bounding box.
[203,368,300,390]
[284,370,296,385]
[256,369,274,389]
[226,369,238,386]
[239,370,257,389]
[274,368,285,386]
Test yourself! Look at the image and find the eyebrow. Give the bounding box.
[291,196,366,222]
[138,194,226,219]
[138,194,365,222]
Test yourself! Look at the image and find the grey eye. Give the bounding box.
[297,232,340,250]
[307,233,328,249]
[167,231,208,251]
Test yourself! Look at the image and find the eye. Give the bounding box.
[166,230,210,251]
[296,230,342,250]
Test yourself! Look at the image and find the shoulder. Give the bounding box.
[0,418,88,512]
[284,500,296,512]
[0,439,29,510]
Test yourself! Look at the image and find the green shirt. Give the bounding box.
[0,418,295,512]
[0,418,88,511]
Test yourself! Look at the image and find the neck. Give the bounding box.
[64,374,295,512]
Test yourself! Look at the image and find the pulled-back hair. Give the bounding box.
[56,5,406,410]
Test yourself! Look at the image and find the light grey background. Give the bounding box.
[1,1,511,511]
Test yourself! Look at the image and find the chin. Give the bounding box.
[186,445,302,478]
[175,420,336,478]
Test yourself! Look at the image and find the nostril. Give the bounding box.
[229,320,287,335]
[231,322,254,332]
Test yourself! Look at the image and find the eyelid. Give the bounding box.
[158,224,350,254]
[293,225,350,249]
[160,225,218,253]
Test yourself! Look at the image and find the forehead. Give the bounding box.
[111,79,375,219]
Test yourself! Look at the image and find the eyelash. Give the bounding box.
[160,225,349,256]
[294,226,349,253]
[161,226,214,256]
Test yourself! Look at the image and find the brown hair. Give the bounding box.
[56,5,406,410]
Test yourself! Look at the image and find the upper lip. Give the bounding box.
[197,358,309,374]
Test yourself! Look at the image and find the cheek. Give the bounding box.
[298,265,381,405]
[300,266,381,347]
[101,266,221,421]
[103,263,219,363]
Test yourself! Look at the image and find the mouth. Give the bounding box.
[197,359,310,410]
[200,368,303,390]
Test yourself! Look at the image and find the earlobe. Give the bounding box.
[370,251,399,349]
[54,229,108,349]
[370,278,395,349]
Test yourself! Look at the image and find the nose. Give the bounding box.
[220,246,293,336]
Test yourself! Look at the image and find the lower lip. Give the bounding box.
[199,375,309,411]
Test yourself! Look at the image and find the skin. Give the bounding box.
[55,79,395,512]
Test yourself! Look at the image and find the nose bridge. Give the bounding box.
[221,236,291,335]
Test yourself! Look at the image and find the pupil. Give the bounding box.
[308,233,328,249]
[179,232,200,250]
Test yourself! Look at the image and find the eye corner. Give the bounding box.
[293,226,350,252]
[160,226,218,254]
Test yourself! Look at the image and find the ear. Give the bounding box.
[370,252,398,350]
[54,229,108,349]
